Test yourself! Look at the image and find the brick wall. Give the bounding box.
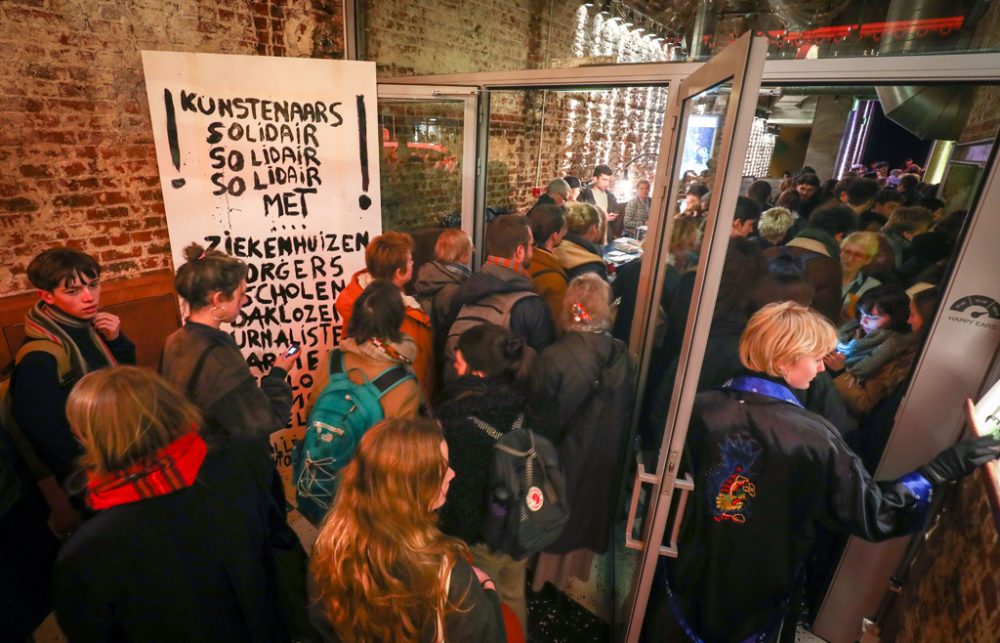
[487,85,667,216]
[0,0,344,296]
[365,1,672,224]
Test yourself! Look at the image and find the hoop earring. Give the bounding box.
[211,305,226,323]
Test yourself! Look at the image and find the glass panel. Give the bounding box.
[629,76,733,536]
[631,78,734,435]
[638,80,997,638]
[376,98,466,278]
[486,86,668,221]
[479,84,668,639]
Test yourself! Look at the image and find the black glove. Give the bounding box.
[919,434,1000,485]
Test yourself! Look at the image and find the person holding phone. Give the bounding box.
[160,242,295,440]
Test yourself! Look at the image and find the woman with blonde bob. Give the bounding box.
[555,202,608,281]
[309,417,505,643]
[531,273,636,590]
[52,366,284,641]
[664,301,1000,643]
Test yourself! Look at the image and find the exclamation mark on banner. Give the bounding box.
[164,89,185,189]
[356,94,372,210]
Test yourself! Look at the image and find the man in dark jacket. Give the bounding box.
[445,215,555,380]
[794,172,823,220]
[835,176,880,215]
[579,164,620,230]
[763,203,855,323]
[530,178,571,210]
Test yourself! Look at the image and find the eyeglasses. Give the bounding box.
[841,249,869,259]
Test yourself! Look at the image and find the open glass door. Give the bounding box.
[618,33,767,642]
[375,84,478,277]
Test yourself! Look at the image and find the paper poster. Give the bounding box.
[142,51,381,490]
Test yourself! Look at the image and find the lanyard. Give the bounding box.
[723,375,803,408]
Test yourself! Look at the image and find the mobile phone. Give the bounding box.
[285,344,301,357]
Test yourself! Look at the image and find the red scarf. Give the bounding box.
[86,432,208,510]
[486,255,531,279]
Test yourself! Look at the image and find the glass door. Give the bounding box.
[375,84,478,277]
[619,32,767,642]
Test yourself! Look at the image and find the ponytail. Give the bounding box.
[457,324,534,390]
[174,242,248,310]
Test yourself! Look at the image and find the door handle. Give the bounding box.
[624,461,694,558]
[624,461,659,551]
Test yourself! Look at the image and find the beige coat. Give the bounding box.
[305,337,421,420]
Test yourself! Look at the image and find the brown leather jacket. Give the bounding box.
[763,238,842,323]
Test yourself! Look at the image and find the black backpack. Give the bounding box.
[767,246,821,277]
[470,413,570,560]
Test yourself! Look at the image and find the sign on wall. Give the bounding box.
[142,51,381,490]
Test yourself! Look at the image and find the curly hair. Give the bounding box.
[310,418,471,642]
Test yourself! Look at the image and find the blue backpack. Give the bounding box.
[293,349,414,525]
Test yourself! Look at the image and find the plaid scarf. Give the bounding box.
[485,255,531,279]
[86,432,207,510]
[24,301,117,380]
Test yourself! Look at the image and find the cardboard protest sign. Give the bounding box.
[142,51,380,491]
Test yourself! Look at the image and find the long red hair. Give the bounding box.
[309,418,470,642]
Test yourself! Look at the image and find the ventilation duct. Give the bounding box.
[875,85,975,141]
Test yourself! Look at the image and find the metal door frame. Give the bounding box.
[375,84,480,238]
[380,49,1000,642]
[621,32,769,642]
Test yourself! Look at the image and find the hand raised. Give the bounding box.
[92,312,121,341]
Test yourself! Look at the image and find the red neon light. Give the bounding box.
[756,15,964,46]
[859,17,964,39]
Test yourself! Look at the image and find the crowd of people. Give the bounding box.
[0,205,637,641]
[620,159,1000,642]
[1,156,998,643]
[636,160,970,448]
